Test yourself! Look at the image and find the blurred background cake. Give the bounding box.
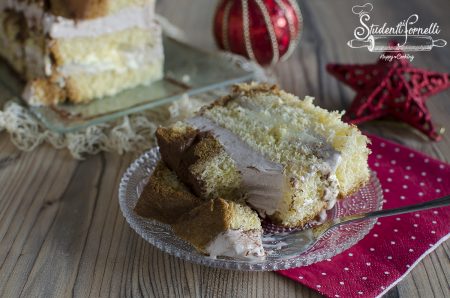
[0,0,163,105]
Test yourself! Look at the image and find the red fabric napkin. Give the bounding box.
[277,134,450,298]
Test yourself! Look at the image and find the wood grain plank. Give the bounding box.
[0,0,449,297]
[9,154,102,297]
[72,154,132,297]
[0,146,78,297]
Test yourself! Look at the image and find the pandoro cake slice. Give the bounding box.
[156,83,370,227]
[172,198,265,260]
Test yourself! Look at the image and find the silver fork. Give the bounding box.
[263,195,450,259]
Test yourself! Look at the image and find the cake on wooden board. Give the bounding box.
[0,0,163,105]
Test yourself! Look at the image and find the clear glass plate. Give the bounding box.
[118,148,384,271]
[0,37,256,133]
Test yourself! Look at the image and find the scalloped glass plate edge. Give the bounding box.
[118,148,384,271]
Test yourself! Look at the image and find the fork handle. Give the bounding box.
[337,195,450,225]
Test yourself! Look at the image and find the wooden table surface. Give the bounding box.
[1,0,449,297]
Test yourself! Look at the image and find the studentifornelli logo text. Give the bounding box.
[347,3,447,61]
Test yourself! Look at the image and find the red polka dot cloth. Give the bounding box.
[277,134,450,298]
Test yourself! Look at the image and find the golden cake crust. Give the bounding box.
[200,83,280,113]
[49,0,109,20]
[49,0,152,19]
[134,161,203,224]
[171,198,234,253]
[156,126,224,198]
[25,78,66,105]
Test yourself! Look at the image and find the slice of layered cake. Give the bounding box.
[156,83,370,227]
[172,198,264,260]
[0,0,163,105]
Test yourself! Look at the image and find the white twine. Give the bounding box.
[1,101,47,151]
[0,95,212,159]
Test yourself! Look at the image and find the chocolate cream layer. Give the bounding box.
[157,116,342,219]
[156,117,288,217]
[186,116,288,217]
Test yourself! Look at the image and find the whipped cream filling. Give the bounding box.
[314,142,341,210]
[310,209,328,225]
[297,132,342,210]
[205,229,265,260]
[186,116,287,217]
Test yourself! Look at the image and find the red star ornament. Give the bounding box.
[327,49,450,141]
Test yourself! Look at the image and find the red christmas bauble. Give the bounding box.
[213,0,303,66]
